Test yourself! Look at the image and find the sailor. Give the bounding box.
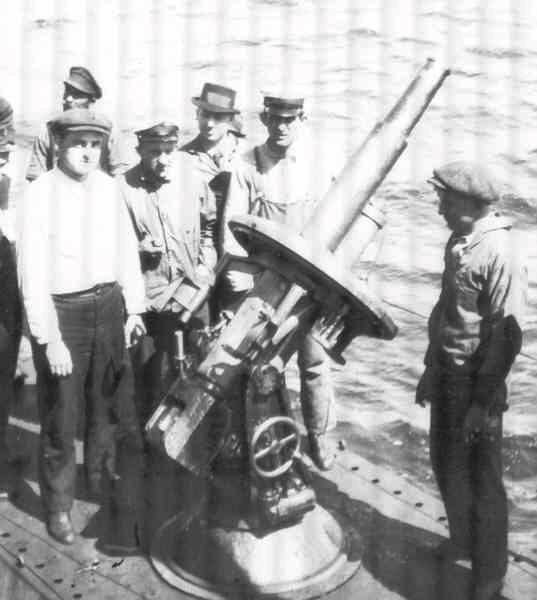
[119,122,216,414]
[416,161,526,600]
[0,97,22,497]
[180,82,245,295]
[222,93,341,470]
[26,66,126,182]
[18,108,146,545]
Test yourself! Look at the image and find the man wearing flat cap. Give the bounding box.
[18,108,146,545]
[416,161,526,600]
[181,83,246,293]
[26,66,126,182]
[0,96,22,497]
[222,92,342,471]
[119,122,216,415]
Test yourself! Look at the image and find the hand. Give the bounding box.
[463,403,499,444]
[226,269,254,292]
[46,339,73,377]
[415,367,438,407]
[125,314,146,348]
[194,263,215,286]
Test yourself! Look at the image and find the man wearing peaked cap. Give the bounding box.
[118,120,216,429]
[181,83,246,292]
[18,106,146,546]
[416,160,527,600]
[220,90,349,471]
[26,66,126,182]
[0,96,22,499]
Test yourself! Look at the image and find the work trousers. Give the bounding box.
[429,375,508,583]
[33,283,127,513]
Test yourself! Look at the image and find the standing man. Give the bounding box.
[416,161,526,600]
[18,108,146,545]
[0,96,21,497]
[223,93,341,471]
[180,83,245,280]
[26,66,126,182]
[119,122,217,415]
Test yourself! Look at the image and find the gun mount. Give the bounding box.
[147,58,450,599]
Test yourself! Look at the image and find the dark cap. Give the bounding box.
[263,95,304,117]
[192,83,240,114]
[135,122,179,143]
[428,161,503,205]
[48,107,112,136]
[0,96,14,152]
[64,66,102,100]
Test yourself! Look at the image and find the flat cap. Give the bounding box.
[192,83,240,114]
[135,122,179,143]
[263,94,304,117]
[48,107,112,136]
[0,96,15,152]
[428,161,503,205]
[64,66,102,100]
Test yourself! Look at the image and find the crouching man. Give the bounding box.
[18,108,146,545]
[416,161,527,600]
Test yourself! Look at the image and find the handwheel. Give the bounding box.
[250,416,300,479]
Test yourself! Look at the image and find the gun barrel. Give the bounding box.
[301,58,450,254]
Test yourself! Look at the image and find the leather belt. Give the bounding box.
[53,282,117,299]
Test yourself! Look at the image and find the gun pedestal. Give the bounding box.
[148,59,449,599]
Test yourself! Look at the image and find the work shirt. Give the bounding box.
[181,133,244,258]
[118,155,217,312]
[425,212,526,378]
[223,140,341,256]
[18,167,146,345]
[26,121,128,182]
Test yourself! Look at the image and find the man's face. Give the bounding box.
[138,140,176,181]
[63,85,94,111]
[436,188,483,235]
[57,131,104,179]
[263,112,304,149]
[196,108,233,144]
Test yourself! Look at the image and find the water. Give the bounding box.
[1,0,536,548]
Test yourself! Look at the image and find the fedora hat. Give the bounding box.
[192,83,240,114]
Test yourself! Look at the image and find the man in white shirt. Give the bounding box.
[18,108,145,545]
[222,94,340,470]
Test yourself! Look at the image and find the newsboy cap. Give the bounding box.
[48,108,112,136]
[64,66,102,100]
[135,122,179,143]
[192,83,240,114]
[428,161,503,205]
[0,96,15,152]
[263,94,304,117]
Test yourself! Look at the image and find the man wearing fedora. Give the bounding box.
[26,66,126,182]
[181,83,245,309]
[18,107,146,545]
[0,96,22,498]
[416,161,526,600]
[222,93,340,471]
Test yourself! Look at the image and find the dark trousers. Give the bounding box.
[430,376,508,582]
[33,284,127,513]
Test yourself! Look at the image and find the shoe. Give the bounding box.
[434,538,471,562]
[47,511,75,545]
[308,433,335,471]
[97,511,141,556]
[473,578,503,600]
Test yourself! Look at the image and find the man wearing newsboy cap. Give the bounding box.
[18,108,146,545]
[415,161,527,600]
[26,66,126,181]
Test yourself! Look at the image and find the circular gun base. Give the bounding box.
[150,502,361,600]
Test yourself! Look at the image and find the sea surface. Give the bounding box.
[1,0,536,555]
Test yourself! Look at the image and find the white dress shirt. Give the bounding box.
[18,167,145,344]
